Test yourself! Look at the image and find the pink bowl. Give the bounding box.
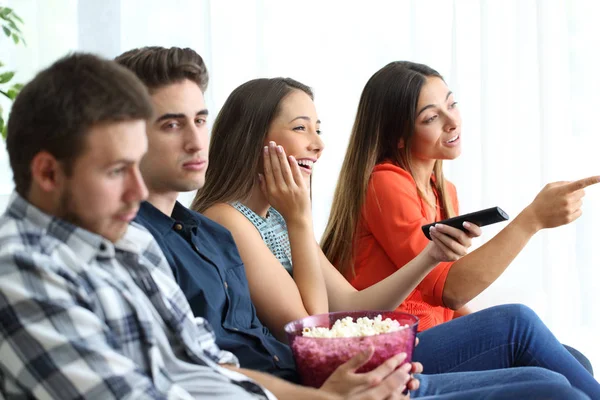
[284,310,419,388]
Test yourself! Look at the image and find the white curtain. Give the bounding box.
[2,0,599,371]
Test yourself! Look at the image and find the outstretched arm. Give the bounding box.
[443,176,600,309]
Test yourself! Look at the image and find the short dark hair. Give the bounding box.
[6,52,153,197]
[115,46,208,93]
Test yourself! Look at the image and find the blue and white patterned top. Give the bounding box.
[232,202,293,275]
[0,193,273,400]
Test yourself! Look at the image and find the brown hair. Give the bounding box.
[321,61,456,277]
[115,46,208,93]
[191,77,312,212]
[6,52,153,197]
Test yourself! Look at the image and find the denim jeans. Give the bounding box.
[419,379,588,399]
[411,304,599,399]
[415,368,588,399]
[564,344,594,375]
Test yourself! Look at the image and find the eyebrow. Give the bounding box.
[104,159,135,169]
[155,109,209,123]
[289,116,322,124]
[417,91,453,116]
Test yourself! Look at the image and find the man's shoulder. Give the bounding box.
[0,211,55,260]
[190,209,236,238]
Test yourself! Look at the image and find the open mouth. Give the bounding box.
[297,159,314,173]
[446,135,460,144]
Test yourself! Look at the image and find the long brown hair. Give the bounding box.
[321,61,456,278]
[191,77,313,212]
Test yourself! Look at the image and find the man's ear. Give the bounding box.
[30,151,65,192]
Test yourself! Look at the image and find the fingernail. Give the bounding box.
[401,362,412,372]
[277,145,283,154]
[269,141,276,148]
[463,221,470,228]
[397,352,407,361]
[289,155,296,162]
[263,146,268,154]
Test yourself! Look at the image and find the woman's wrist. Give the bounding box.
[514,206,542,236]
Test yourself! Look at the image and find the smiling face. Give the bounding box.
[141,79,209,195]
[264,89,324,185]
[409,76,462,161]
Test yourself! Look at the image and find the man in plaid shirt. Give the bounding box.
[0,53,412,399]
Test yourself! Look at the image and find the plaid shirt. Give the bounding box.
[0,193,272,399]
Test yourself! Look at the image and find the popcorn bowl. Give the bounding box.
[284,310,419,388]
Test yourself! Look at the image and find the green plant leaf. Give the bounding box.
[0,60,4,67]
[0,8,12,18]
[2,26,10,37]
[11,83,23,91]
[11,33,18,44]
[7,89,18,100]
[1,125,6,141]
[0,71,15,84]
[0,117,5,141]
[12,14,23,24]
[7,19,19,32]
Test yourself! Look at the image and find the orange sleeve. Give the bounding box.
[362,167,457,307]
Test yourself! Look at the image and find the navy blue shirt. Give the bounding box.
[135,201,298,382]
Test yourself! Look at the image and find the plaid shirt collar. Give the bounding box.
[7,192,144,263]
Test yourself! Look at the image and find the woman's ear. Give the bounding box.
[397,138,405,149]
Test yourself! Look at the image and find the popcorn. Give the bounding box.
[287,312,419,388]
[302,314,407,338]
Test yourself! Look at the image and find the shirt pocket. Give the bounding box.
[223,262,261,329]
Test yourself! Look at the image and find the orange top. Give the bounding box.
[349,162,459,331]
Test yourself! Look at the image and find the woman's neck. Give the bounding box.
[410,158,437,194]
[242,185,271,218]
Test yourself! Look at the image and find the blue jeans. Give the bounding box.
[412,304,599,399]
[416,368,588,399]
[420,380,588,399]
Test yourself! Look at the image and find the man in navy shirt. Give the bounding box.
[116,47,299,382]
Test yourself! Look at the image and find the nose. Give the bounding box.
[184,123,209,153]
[444,111,460,132]
[124,167,148,204]
[308,130,325,156]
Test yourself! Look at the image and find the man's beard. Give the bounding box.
[57,185,86,229]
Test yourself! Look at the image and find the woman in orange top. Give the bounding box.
[321,61,600,332]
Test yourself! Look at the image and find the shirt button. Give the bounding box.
[174,223,183,231]
[224,281,229,290]
[273,355,280,362]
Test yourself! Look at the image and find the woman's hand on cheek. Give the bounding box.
[258,141,312,225]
